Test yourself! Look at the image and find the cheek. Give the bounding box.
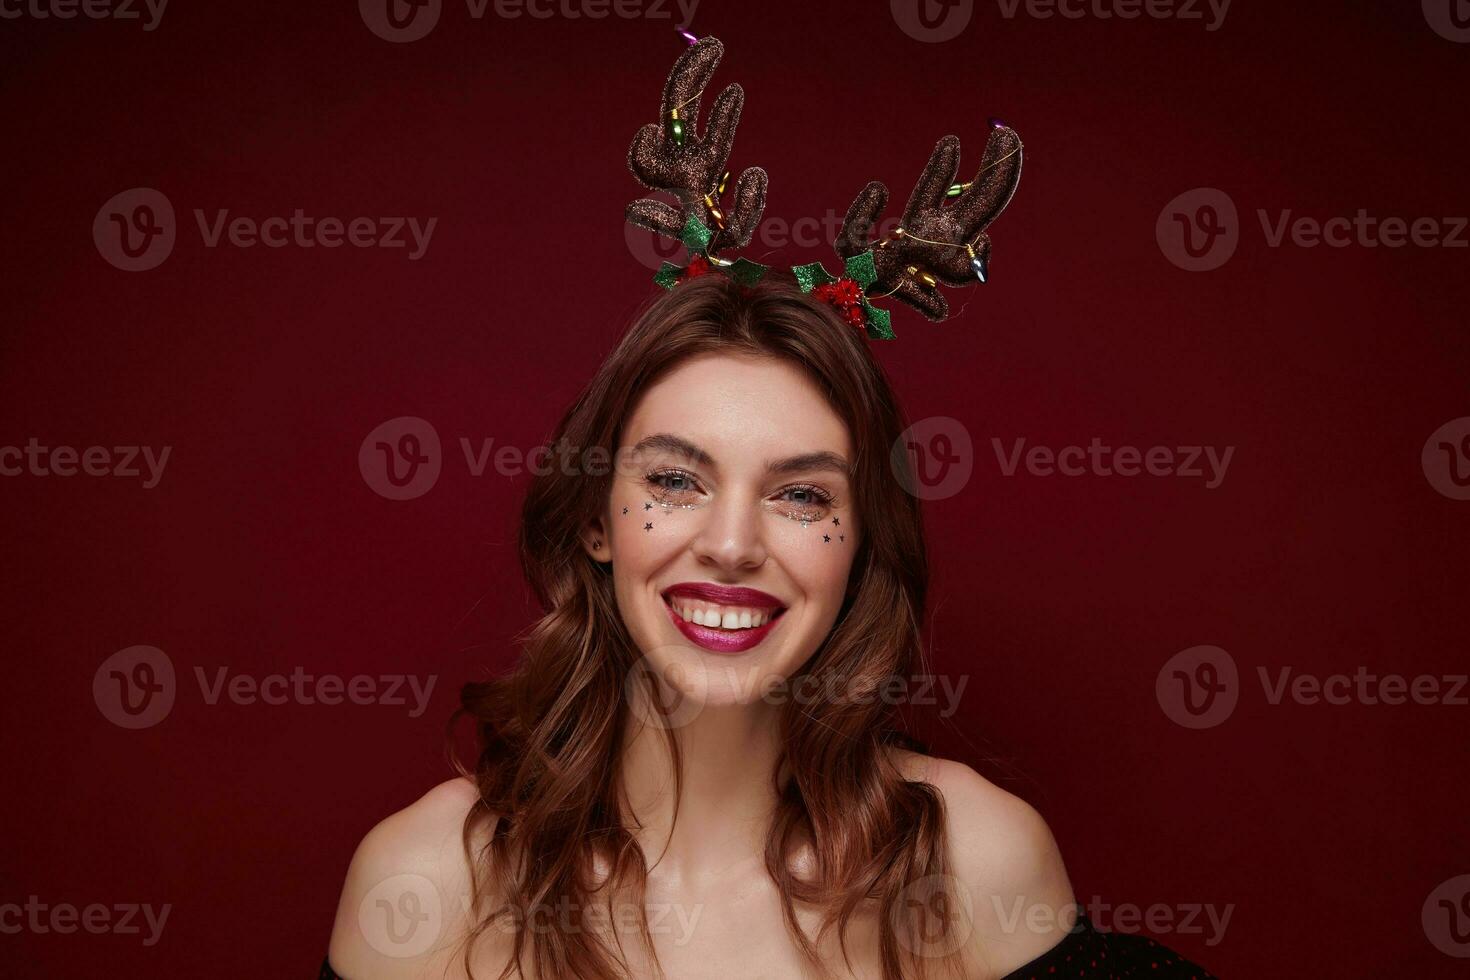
[607,479,858,591]
[762,513,857,590]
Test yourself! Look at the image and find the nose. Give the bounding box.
[691,485,767,573]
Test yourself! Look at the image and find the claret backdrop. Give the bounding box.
[2,0,1467,976]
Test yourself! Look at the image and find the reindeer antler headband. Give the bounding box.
[625,34,1024,340]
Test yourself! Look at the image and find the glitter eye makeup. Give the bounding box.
[643,468,704,510]
[641,467,840,525]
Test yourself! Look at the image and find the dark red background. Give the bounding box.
[2,1,1467,976]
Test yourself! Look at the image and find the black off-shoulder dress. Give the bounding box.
[318,908,1219,978]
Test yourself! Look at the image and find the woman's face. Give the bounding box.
[585,351,861,718]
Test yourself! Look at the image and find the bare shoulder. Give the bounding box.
[326,777,495,979]
[891,750,1078,980]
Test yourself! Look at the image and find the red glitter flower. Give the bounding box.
[682,255,713,280]
[809,276,868,331]
[832,277,863,306]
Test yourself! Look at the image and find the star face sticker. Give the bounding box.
[839,534,845,542]
[823,534,831,543]
[622,507,628,515]
[644,522,653,531]
[644,502,653,511]
[832,517,840,526]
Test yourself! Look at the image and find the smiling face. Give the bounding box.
[584,351,861,715]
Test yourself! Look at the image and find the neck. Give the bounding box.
[618,698,784,881]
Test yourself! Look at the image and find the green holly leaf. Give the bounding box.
[844,250,878,289]
[860,299,894,340]
[726,258,767,287]
[653,262,684,290]
[792,261,837,293]
[679,216,713,253]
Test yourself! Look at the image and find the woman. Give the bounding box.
[322,270,1217,979]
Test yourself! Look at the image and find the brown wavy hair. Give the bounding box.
[451,270,961,980]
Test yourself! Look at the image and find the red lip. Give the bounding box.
[661,582,787,655]
[661,582,785,609]
[664,598,784,654]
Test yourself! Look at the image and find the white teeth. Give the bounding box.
[668,598,780,631]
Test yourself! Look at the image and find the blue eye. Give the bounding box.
[642,470,839,521]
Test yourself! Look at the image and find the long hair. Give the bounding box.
[452,270,960,979]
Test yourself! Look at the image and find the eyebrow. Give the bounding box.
[631,432,852,478]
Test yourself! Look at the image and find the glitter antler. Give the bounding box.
[625,36,768,257]
[834,126,1024,321]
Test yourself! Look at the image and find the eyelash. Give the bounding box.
[643,468,837,521]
